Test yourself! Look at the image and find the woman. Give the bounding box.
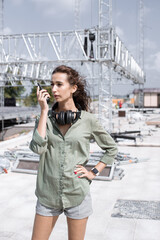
[29,65,117,240]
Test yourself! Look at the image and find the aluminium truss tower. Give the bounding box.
[138,0,145,108]
[98,0,113,130]
[0,0,144,130]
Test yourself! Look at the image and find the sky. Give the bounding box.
[3,0,160,95]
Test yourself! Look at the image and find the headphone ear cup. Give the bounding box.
[76,111,81,120]
[71,111,75,122]
[57,111,65,125]
[65,110,72,124]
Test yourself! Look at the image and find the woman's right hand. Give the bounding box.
[37,86,50,112]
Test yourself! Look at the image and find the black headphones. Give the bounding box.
[51,102,81,125]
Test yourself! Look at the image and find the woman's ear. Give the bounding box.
[72,85,78,94]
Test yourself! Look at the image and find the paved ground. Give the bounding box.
[0,121,35,141]
[0,114,160,240]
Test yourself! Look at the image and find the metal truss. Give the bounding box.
[139,0,144,70]
[0,29,144,82]
[0,27,144,130]
[99,0,112,28]
[74,0,82,30]
[138,0,145,108]
[0,1,145,130]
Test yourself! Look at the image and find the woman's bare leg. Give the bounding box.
[67,217,88,240]
[31,214,59,240]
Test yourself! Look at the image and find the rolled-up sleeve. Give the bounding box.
[91,116,118,165]
[29,117,48,155]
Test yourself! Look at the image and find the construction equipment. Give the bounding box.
[111,130,143,143]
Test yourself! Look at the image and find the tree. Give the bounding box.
[4,83,25,98]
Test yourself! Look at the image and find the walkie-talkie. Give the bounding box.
[37,83,50,103]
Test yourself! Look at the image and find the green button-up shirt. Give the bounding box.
[29,110,118,209]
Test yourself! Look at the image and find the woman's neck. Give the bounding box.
[56,100,77,112]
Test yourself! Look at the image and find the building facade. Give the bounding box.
[134,88,160,108]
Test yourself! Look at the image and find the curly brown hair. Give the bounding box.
[52,65,91,111]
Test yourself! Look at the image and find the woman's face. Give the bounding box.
[51,72,77,102]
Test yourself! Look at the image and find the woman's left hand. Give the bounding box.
[74,165,96,180]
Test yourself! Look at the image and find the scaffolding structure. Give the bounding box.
[0,0,145,131]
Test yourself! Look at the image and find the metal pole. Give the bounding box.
[138,0,144,109]
[1,116,4,141]
[108,61,113,132]
[0,86,4,106]
[98,62,102,123]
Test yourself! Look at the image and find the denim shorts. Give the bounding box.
[35,191,93,219]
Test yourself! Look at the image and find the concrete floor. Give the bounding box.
[0,117,160,240]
